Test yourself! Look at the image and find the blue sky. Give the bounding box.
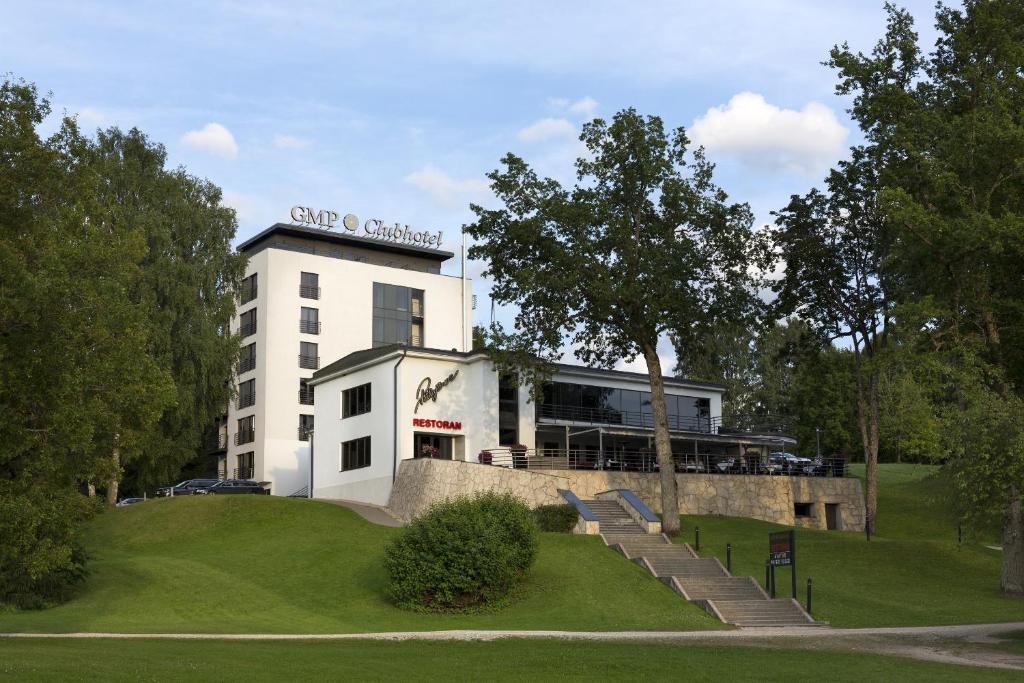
[2,0,940,369]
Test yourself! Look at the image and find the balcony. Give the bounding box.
[298,354,320,369]
[204,430,228,452]
[238,356,256,374]
[234,466,254,480]
[240,322,257,338]
[298,387,315,405]
[299,320,321,334]
[234,429,255,445]
[237,393,255,410]
[298,427,312,441]
[299,284,321,299]
[240,283,257,304]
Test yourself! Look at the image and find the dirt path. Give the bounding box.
[3,622,1024,670]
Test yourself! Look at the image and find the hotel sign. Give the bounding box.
[413,369,460,413]
[289,206,444,250]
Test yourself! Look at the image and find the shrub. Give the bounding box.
[533,504,578,532]
[383,492,539,610]
[0,482,98,609]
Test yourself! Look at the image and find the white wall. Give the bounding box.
[227,244,472,495]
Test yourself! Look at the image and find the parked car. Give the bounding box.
[773,452,815,475]
[156,479,220,497]
[115,497,145,507]
[714,457,737,473]
[196,479,269,495]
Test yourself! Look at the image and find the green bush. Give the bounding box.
[383,492,539,611]
[0,482,98,609]
[533,504,578,532]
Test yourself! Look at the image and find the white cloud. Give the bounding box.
[567,96,598,117]
[180,122,239,159]
[404,165,490,208]
[689,92,848,175]
[517,117,576,143]
[273,134,311,150]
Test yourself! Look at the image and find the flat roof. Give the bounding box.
[310,344,725,392]
[237,223,455,262]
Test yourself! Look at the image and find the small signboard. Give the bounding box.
[769,530,795,567]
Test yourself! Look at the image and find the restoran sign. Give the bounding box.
[289,206,444,249]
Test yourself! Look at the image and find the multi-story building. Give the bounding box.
[221,219,472,495]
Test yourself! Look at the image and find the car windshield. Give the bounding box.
[174,480,192,487]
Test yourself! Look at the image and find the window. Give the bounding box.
[299,378,314,405]
[239,342,256,374]
[372,282,424,348]
[498,374,518,446]
[298,414,314,441]
[238,378,255,409]
[235,415,254,445]
[343,383,372,418]
[236,452,254,479]
[537,381,711,433]
[239,273,257,304]
[341,436,371,471]
[239,308,256,338]
[299,341,319,369]
[300,271,320,299]
[794,502,813,518]
[300,306,320,334]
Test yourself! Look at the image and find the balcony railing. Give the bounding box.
[535,404,793,438]
[474,448,847,477]
[298,354,320,369]
[298,387,314,405]
[240,283,257,304]
[299,320,321,334]
[299,284,321,299]
[234,466,254,480]
[240,322,257,338]
[238,356,256,374]
[204,431,228,452]
[237,394,255,410]
[298,427,312,441]
[234,429,255,445]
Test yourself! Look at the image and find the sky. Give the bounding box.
[1,0,942,371]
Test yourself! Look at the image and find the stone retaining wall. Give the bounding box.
[387,458,865,530]
[387,458,569,522]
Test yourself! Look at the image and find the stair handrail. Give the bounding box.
[557,489,598,522]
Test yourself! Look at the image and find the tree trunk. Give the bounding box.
[854,357,880,535]
[105,438,121,507]
[1002,488,1024,596]
[643,343,679,534]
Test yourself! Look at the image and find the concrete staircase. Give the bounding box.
[581,497,819,628]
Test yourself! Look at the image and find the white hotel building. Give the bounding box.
[222,215,798,502]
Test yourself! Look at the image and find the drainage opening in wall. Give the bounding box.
[794,502,813,518]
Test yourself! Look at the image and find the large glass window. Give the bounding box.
[238,378,255,409]
[299,341,318,369]
[298,414,314,441]
[239,308,256,338]
[372,282,424,348]
[239,274,257,304]
[300,271,320,299]
[342,383,372,418]
[299,378,314,405]
[538,381,711,433]
[498,375,518,446]
[341,436,371,471]
[300,306,320,334]
[236,451,254,479]
[235,415,255,445]
[239,342,255,374]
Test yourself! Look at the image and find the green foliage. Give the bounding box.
[383,492,539,611]
[0,481,99,608]
[532,504,578,532]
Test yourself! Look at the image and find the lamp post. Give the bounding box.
[305,427,315,499]
[815,427,821,459]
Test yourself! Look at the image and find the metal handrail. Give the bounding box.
[233,467,254,480]
[237,394,255,409]
[240,322,257,338]
[234,430,255,445]
[238,357,256,374]
[299,320,321,334]
[298,354,320,369]
[240,283,257,304]
[299,285,321,299]
[298,388,315,405]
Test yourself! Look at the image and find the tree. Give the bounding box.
[772,149,894,533]
[465,109,765,533]
[829,0,1024,594]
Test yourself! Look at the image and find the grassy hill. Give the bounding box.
[0,495,721,634]
[681,464,1020,627]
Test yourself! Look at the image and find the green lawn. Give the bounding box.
[0,495,721,634]
[0,638,1011,682]
[678,464,1021,627]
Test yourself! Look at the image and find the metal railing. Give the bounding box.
[299,320,321,334]
[234,429,255,446]
[298,387,314,405]
[237,393,255,409]
[240,283,257,304]
[298,426,312,441]
[240,322,257,337]
[233,466,254,480]
[535,404,793,437]
[299,284,321,299]
[204,431,228,451]
[298,354,320,369]
[474,448,847,477]
[238,356,256,374]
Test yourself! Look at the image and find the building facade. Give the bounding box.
[220,221,472,495]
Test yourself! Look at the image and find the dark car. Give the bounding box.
[115,497,146,507]
[197,479,269,495]
[156,479,221,497]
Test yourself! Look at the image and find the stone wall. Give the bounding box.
[387,458,569,522]
[387,459,865,530]
[558,470,864,530]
